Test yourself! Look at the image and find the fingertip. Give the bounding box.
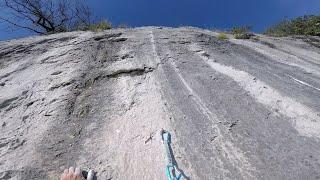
[63,169,69,174]
[75,167,82,176]
[69,166,75,173]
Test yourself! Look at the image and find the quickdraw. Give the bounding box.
[161,130,182,180]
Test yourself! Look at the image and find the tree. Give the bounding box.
[0,0,92,34]
[265,19,292,37]
[265,15,320,36]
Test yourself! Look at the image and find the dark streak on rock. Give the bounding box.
[49,80,76,91]
[9,139,26,150]
[106,66,155,79]
[94,33,122,41]
[0,97,19,110]
[51,71,63,75]
[110,37,128,42]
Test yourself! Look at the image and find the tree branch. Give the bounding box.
[0,16,44,34]
[0,0,92,34]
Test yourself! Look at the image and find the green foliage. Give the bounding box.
[231,25,252,35]
[217,33,229,40]
[251,36,260,41]
[265,19,292,36]
[231,25,254,39]
[265,15,320,36]
[81,20,112,32]
[234,33,254,39]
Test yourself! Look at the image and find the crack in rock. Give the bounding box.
[94,33,123,41]
[110,37,128,42]
[105,66,155,79]
[0,97,19,110]
[49,79,76,91]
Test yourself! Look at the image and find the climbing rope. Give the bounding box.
[161,130,183,180]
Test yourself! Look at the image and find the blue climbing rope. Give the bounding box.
[161,130,183,180]
[165,164,182,180]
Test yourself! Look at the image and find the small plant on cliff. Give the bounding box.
[231,25,255,39]
[82,20,112,32]
[217,33,229,40]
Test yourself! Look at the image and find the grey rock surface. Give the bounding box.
[0,27,320,179]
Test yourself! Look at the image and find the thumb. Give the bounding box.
[87,170,94,180]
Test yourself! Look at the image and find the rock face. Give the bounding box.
[0,27,320,179]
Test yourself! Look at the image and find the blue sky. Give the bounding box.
[0,0,319,40]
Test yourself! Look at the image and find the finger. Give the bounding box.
[61,169,69,179]
[69,167,75,174]
[75,167,82,176]
[87,170,94,180]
